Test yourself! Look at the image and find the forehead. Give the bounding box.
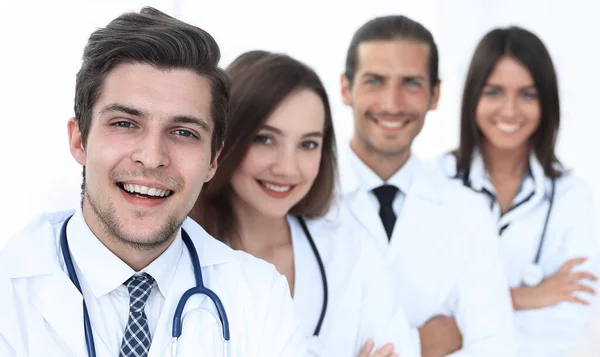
[487,56,534,86]
[355,39,430,77]
[264,89,325,133]
[94,63,213,126]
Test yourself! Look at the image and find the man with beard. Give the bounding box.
[0,7,305,357]
[334,15,517,357]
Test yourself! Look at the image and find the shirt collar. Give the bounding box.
[348,146,414,194]
[468,150,536,197]
[67,207,183,299]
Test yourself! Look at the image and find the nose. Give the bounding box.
[381,85,405,113]
[499,95,518,119]
[270,145,299,179]
[130,131,170,169]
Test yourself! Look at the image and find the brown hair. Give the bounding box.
[345,15,440,89]
[191,51,337,241]
[74,6,229,161]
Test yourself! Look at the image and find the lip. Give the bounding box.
[256,179,296,199]
[371,117,411,133]
[494,121,522,134]
[119,180,173,191]
[117,183,172,208]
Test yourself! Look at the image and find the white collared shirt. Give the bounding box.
[66,208,183,355]
[348,148,414,223]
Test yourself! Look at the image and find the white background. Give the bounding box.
[1,0,599,354]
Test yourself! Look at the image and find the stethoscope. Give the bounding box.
[59,215,231,357]
[458,169,556,287]
[296,216,328,336]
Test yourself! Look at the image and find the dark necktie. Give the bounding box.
[119,273,155,357]
[373,184,399,240]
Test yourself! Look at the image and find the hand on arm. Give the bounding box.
[357,339,398,357]
[511,257,597,310]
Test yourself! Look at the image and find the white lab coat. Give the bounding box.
[0,210,307,357]
[433,152,600,357]
[287,215,419,357]
[332,146,517,357]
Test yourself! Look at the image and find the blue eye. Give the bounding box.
[520,91,538,99]
[483,89,501,97]
[254,134,273,145]
[112,121,135,128]
[405,79,421,88]
[365,78,381,86]
[173,129,197,139]
[301,141,319,150]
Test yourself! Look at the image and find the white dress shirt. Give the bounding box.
[348,148,414,223]
[67,208,183,355]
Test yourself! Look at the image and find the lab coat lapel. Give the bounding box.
[338,144,389,249]
[30,271,87,357]
[388,162,443,260]
[0,265,22,354]
[348,191,389,249]
[3,212,87,357]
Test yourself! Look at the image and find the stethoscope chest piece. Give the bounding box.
[522,263,544,287]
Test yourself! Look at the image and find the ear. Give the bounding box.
[204,147,222,183]
[430,80,441,110]
[340,73,353,106]
[68,118,86,166]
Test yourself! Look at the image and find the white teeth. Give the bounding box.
[122,183,172,197]
[496,122,520,133]
[378,120,406,129]
[262,182,292,193]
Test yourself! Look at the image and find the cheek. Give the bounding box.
[230,149,269,186]
[475,100,493,128]
[300,152,323,183]
[524,104,541,128]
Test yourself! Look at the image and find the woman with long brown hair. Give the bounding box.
[190,51,416,357]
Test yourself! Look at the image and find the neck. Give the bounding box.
[81,203,174,272]
[350,136,410,181]
[230,201,290,253]
[481,141,529,179]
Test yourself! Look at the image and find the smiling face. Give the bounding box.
[229,89,325,219]
[476,56,541,152]
[68,63,219,248]
[342,40,440,161]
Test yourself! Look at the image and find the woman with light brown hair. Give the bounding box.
[190,50,417,357]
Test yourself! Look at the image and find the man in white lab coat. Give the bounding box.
[0,7,306,357]
[334,15,517,357]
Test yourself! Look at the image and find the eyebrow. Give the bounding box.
[99,103,146,117]
[484,83,537,90]
[361,72,427,82]
[260,124,323,138]
[99,103,211,134]
[172,115,212,134]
